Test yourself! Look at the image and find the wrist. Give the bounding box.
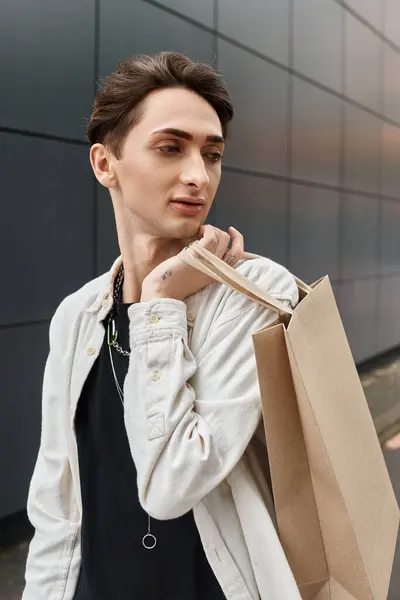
[140,284,174,302]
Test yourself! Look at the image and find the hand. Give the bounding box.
[141,225,244,302]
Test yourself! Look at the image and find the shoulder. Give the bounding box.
[49,272,110,336]
[193,254,298,334]
[211,255,298,324]
[235,255,298,307]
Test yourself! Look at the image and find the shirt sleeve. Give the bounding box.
[23,301,81,600]
[124,262,298,520]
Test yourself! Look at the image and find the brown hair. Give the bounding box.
[87,52,234,157]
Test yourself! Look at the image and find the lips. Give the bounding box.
[170,197,205,206]
[170,198,205,215]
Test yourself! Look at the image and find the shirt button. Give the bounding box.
[152,372,161,382]
[149,314,160,324]
[187,312,195,323]
[87,346,96,356]
[102,297,109,309]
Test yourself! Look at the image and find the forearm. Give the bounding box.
[124,298,263,520]
[124,299,213,518]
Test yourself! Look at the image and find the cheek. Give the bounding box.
[208,168,221,198]
[117,157,175,204]
[117,158,155,192]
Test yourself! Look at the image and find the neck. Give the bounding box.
[113,209,186,304]
[121,235,184,303]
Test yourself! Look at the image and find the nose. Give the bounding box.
[179,153,210,189]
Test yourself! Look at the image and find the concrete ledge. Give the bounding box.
[358,346,400,444]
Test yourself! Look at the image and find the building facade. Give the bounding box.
[0,0,399,526]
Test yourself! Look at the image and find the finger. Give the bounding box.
[198,225,229,256]
[223,226,244,266]
[197,225,218,252]
[214,228,231,258]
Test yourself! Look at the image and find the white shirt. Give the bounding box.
[23,254,302,600]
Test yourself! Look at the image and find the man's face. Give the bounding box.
[110,86,225,240]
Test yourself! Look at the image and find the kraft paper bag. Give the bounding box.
[181,246,399,600]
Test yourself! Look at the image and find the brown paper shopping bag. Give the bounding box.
[181,246,399,600]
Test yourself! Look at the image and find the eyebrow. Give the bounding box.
[151,128,225,144]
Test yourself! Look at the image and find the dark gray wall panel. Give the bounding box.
[289,185,340,283]
[381,200,400,275]
[96,185,120,275]
[216,170,288,265]
[382,124,400,197]
[218,40,288,176]
[345,13,381,113]
[338,279,378,363]
[0,0,95,139]
[218,0,290,65]
[99,0,214,77]
[385,0,400,46]
[331,282,342,309]
[341,194,379,279]
[152,0,214,27]
[0,133,94,326]
[384,47,400,123]
[0,323,49,518]
[378,277,400,352]
[346,0,383,29]
[344,105,381,193]
[292,78,341,185]
[293,0,343,92]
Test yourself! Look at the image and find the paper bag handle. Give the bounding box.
[180,245,294,316]
[243,252,312,295]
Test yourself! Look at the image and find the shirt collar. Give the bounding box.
[86,255,123,320]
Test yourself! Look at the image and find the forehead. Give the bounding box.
[137,87,223,137]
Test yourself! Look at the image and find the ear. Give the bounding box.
[89,143,118,189]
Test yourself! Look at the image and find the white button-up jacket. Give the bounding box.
[23,254,302,600]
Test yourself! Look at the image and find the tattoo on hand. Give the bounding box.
[162,269,172,281]
[211,232,220,251]
[224,252,236,266]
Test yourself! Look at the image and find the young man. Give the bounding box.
[23,52,301,599]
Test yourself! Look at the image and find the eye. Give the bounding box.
[204,152,223,163]
[158,145,180,154]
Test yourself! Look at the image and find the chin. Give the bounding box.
[166,219,202,240]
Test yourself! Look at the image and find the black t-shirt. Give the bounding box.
[73,301,225,600]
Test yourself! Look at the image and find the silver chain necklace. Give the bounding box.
[107,265,157,551]
[107,265,130,357]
